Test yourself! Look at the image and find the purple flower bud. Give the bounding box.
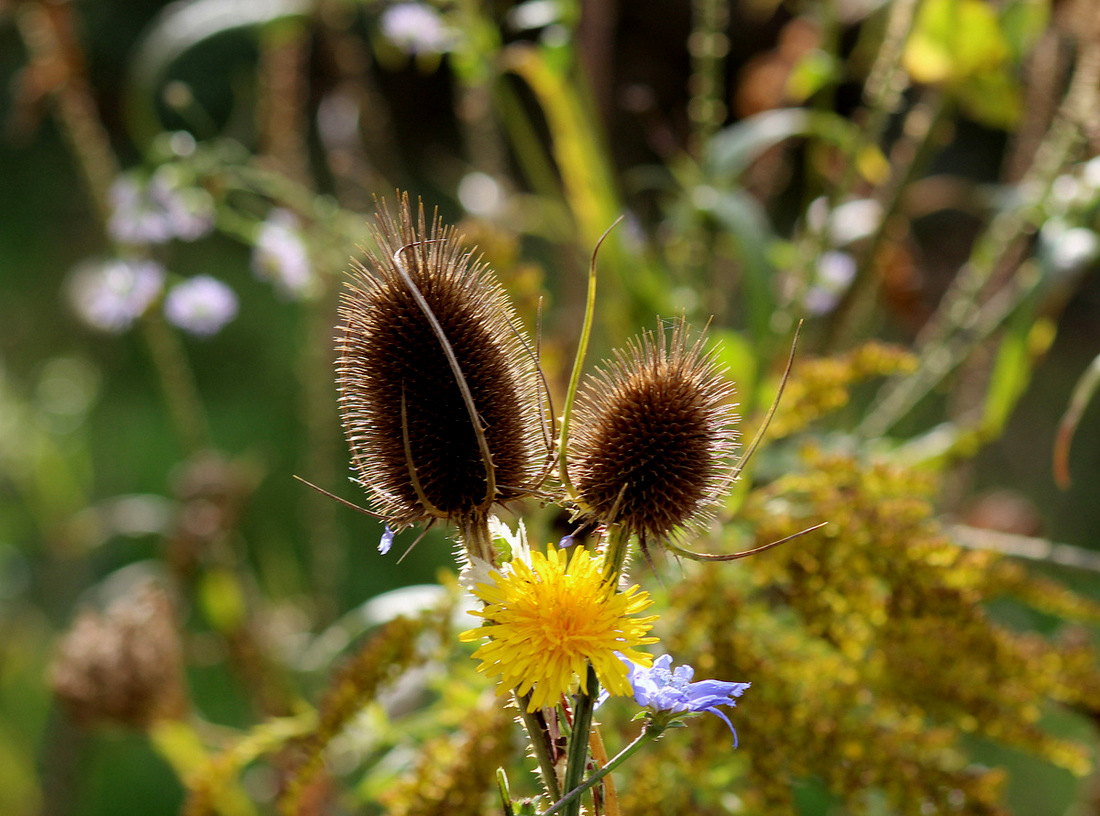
[379,525,396,554]
[163,276,238,337]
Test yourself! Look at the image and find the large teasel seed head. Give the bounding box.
[568,318,738,545]
[336,194,545,538]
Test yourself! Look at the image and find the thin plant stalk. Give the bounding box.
[687,0,730,159]
[588,724,619,816]
[859,36,1100,438]
[787,0,919,316]
[140,314,211,455]
[514,692,563,802]
[824,93,949,350]
[543,724,661,816]
[561,665,598,816]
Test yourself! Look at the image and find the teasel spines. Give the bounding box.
[336,195,546,544]
[568,318,738,546]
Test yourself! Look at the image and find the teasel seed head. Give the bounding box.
[568,318,738,547]
[50,581,188,729]
[336,194,546,549]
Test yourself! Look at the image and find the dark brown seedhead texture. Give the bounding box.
[569,319,738,544]
[336,195,544,532]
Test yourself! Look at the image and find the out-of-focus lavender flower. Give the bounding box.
[108,169,215,245]
[163,276,238,337]
[252,209,314,299]
[804,250,856,315]
[379,3,455,55]
[68,259,166,333]
[617,654,750,746]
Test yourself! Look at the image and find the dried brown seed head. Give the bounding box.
[336,194,545,533]
[49,582,187,729]
[569,319,738,543]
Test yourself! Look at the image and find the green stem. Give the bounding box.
[140,314,210,455]
[514,692,562,802]
[823,93,948,350]
[787,0,918,317]
[560,665,598,816]
[543,723,661,816]
[687,0,730,159]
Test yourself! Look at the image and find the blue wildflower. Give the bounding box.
[624,654,750,747]
[163,275,238,337]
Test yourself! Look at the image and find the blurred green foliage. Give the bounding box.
[3,0,1100,815]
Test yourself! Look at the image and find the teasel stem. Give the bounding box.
[513,691,562,802]
[561,665,598,816]
[588,724,619,816]
[559,218,623,497]
[461,512,497,566]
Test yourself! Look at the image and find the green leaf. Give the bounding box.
[1001,0,1051,60]
[706,109,880,185]
[786,50,841,103]
[904,0,1011,83]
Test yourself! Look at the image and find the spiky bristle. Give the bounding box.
[336,194,544,531]
[568,318,738,542]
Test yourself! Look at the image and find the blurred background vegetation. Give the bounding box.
[3,0,1100,814]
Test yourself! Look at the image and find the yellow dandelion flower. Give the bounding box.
[459,546,659,711]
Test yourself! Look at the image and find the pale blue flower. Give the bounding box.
[252,209,313,299]
[164,276,238,337]
[805,250,856,315]
[68,258,166,333]
[623,654,750,747]
[108,170,214,245]
[379,3,455,55]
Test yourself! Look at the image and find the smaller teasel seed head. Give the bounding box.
[568,318,738,544]
[336,194,545,540]
[49,582,188,729]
